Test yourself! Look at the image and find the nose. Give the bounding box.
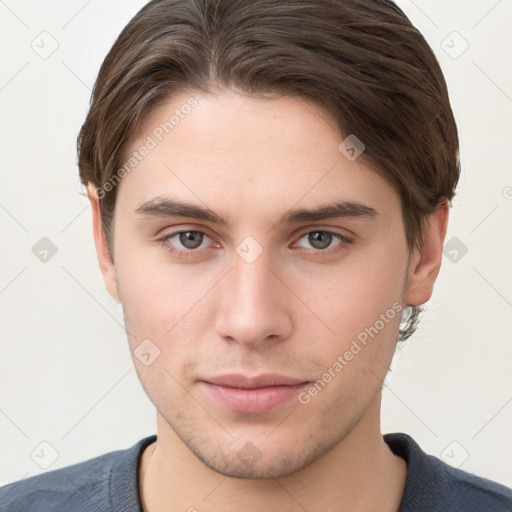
[214,246,293,347]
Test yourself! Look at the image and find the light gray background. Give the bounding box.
[1,0,511,488]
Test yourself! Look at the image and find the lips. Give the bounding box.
[202,373,308,389]
[199,373,310,414]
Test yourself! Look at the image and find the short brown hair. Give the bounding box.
[77,0,460,341]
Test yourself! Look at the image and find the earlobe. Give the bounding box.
[87,185,121,303]
[404,200,450,306]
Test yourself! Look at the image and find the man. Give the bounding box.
[1,0,511,510]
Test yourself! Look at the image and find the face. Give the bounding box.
[91,89,443,479]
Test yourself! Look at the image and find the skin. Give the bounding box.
[88,89,449,511]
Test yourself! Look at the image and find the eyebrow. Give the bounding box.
[135,196,378,229]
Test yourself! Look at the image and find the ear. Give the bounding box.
[87,185,121,303]
[404,199,450,306]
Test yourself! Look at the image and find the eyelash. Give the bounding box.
[157,228,353,259]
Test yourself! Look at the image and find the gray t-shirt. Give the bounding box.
[1,433,511,511]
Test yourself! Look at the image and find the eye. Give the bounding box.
[160,230,213,256]
[294,229,351,254]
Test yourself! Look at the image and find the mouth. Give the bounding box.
[199,373,311,414]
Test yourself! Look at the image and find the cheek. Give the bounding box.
[288,246,407,399]
[298,297,403,414]
[114,249,191,344]
[115,255,202,396]
[294,246,406,341]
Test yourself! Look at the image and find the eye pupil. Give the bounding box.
[309,231,332,249]
[179,231,203,249]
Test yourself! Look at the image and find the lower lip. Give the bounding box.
[200,381,309,414]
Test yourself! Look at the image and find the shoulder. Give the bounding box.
[384,432,512,512]
[0,435,155,512]
[0,449,120,512]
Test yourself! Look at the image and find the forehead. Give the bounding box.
[116,89,399,221]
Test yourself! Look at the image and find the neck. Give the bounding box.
[139,397,406,512]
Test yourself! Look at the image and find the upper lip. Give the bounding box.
[202,373,309,389]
